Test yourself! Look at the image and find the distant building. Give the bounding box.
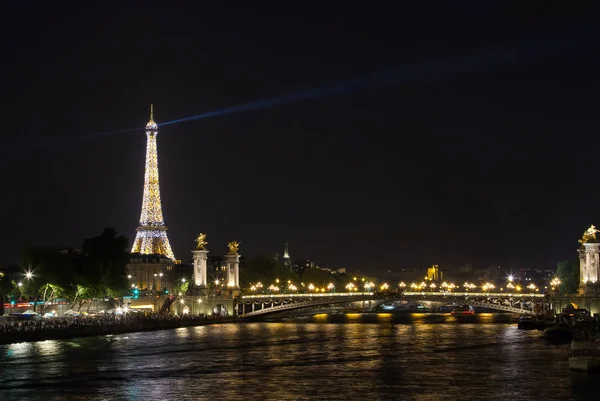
[427,265,443,281]
[460,264,473,273]
[127,253,178,290]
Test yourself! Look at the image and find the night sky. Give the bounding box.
[2,3,600,272]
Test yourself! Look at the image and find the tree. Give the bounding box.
[79,228,130,299]
[301,268,333,286]
[0,269,16,315]
[555,260,579,293]
[240,255,299,291]
[21,246,74,312]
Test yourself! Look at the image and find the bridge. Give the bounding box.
[237,291,546,318]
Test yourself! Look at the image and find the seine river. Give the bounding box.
[0,314,596,401]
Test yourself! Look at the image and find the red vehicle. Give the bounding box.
[451,305,475,315]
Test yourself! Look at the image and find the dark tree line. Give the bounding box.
[0,228,129,315]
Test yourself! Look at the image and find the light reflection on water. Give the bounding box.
[0,319,596,401]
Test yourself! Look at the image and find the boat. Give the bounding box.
[518,315,541,330]
[569,340,600,372]
[451,305,475,315]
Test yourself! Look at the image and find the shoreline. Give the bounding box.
[0,317,236,346]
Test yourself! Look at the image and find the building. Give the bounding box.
[427,265,443,281]
[127,106,179,290]
[127,253,176,290]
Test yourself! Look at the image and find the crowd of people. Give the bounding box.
[0,311,215,334]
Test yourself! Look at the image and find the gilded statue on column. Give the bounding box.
[227,241,241,254]
[579,225,599,245]
[195,233,208,249]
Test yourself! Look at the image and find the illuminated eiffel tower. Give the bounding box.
[130,105,175,260]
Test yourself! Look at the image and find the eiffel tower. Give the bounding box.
[130,105,175,260]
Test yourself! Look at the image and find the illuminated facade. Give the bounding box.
[578,225,600,293]
[427,265,443,281]
[130,105,176,260]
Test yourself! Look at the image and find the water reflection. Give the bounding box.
[0,321,592,401]
[35,340,59,356]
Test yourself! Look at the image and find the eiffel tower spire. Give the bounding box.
[283,241,291,270]
[130,105,175,260]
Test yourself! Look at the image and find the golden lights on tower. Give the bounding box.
[131,105,175,260]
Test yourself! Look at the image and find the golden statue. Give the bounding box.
[195,233,207,249]
[227,241,241,254]
[579,225,599,245]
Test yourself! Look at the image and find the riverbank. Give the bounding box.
[0,316,236,345]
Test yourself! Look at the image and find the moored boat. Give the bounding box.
[518,315,541,330]
[451,305,475,316]
[569,340,600,372]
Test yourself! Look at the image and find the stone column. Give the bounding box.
[225,252,240,291]
[192,249,209,288]
[579,248,587,288]
[586,243,600,284]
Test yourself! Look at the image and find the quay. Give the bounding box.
[0,316,235,346]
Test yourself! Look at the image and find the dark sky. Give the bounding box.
[2,3,600,272]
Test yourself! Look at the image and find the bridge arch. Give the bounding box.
[237,292,543,318]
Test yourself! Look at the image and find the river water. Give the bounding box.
[0,314,596,401]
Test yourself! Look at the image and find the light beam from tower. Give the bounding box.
[130,105,175,260]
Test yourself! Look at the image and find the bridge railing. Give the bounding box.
[402,291,545,298]
[241,292,374,300]
[241,291,544,301]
